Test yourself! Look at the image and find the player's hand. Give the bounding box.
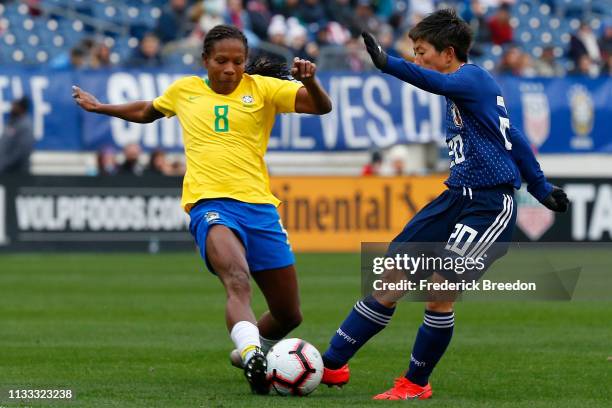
[541,185,569,212]
[291,57,317,84]
[72,85,101,112]
[362,31,388,70]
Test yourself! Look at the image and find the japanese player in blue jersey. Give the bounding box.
[320,9,570,400]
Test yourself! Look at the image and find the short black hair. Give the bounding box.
[408,9,473,63]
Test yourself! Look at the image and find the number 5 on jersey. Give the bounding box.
[214,105,229,132]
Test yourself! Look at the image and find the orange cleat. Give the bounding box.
[373,377,432,400]
[321,364,350,387]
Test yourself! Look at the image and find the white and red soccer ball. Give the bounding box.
[265,338,324,396]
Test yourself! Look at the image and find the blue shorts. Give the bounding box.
[389,185,517,281]
[189,198,294,274]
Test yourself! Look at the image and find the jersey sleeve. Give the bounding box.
[152,79,182,118]
[260,76,303,113]
[382,56,480,101]
[508,124,553,202]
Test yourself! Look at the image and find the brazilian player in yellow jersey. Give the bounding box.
[72,25,332,394]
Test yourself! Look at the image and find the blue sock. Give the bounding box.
[405,310,454,386]
[323,296,395,369]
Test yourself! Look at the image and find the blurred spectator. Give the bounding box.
[354,0,382,34]
[146,149,185,176]
[383,145,408,176]
[69,47,87,69]
[156,0,190,44]
[80,38,96,59]
[410,0,435,26]
[374,0,394,21]
[247,0,273,40]
[91,43,112,69]
[519,52,536,77]
[97,147,118,176]
[224,0,260,47]
[463,0,492,55]
[598,23,612,61]
[0,97,34,175]
[286,18,314,60]
[569,22,602,67]
[393,29,416,61]
[298,0,327,32]
[603,54,612,76]
[127,33,163,68]
[118,143,145,176]
[497,44,526,75]
[225,0,250,31]
[377,24,401,58]
[25,0,42,17]
[534,46,564,77]
[267,15,288,48]
[320,21,351,46]
[146,149,171,176]
[273,0,299,18]
[571,54,599,78]
[194,0,225,35]
[325,0,357,35]
[346,37,373,71]
[50,37,96,70]
[487,3,513,45]
[361,151,383,176]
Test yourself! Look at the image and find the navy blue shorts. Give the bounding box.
[189,198,294,274]
[389,185,517,281]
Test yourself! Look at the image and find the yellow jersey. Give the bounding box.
[153,74,302,212]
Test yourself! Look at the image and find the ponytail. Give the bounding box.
[246,58,291,80]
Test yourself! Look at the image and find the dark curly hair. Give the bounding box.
[203,25,291,80]
[409,9,473,63]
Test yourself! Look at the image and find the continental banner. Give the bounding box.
[270,176,446,251]
[0,176,609,253]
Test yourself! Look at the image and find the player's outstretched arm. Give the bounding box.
[362,32,474,100]
[509,125,569,212]
[291,58,332,115]
[72,85,164,123]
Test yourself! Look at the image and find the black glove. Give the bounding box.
[362,31,388,70]
[541,185,569,213]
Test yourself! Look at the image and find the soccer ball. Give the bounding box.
[266,338,324,396]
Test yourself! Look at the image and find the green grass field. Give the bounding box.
[0,253,610,407]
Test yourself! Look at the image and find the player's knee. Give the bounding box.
[276,309,303,331]
[287,309,303,330]
[426,301,454,313]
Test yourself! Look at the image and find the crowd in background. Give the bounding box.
[8,0,609,77]
[95,144,185,177]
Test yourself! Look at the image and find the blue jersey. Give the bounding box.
[383,57,552,202]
